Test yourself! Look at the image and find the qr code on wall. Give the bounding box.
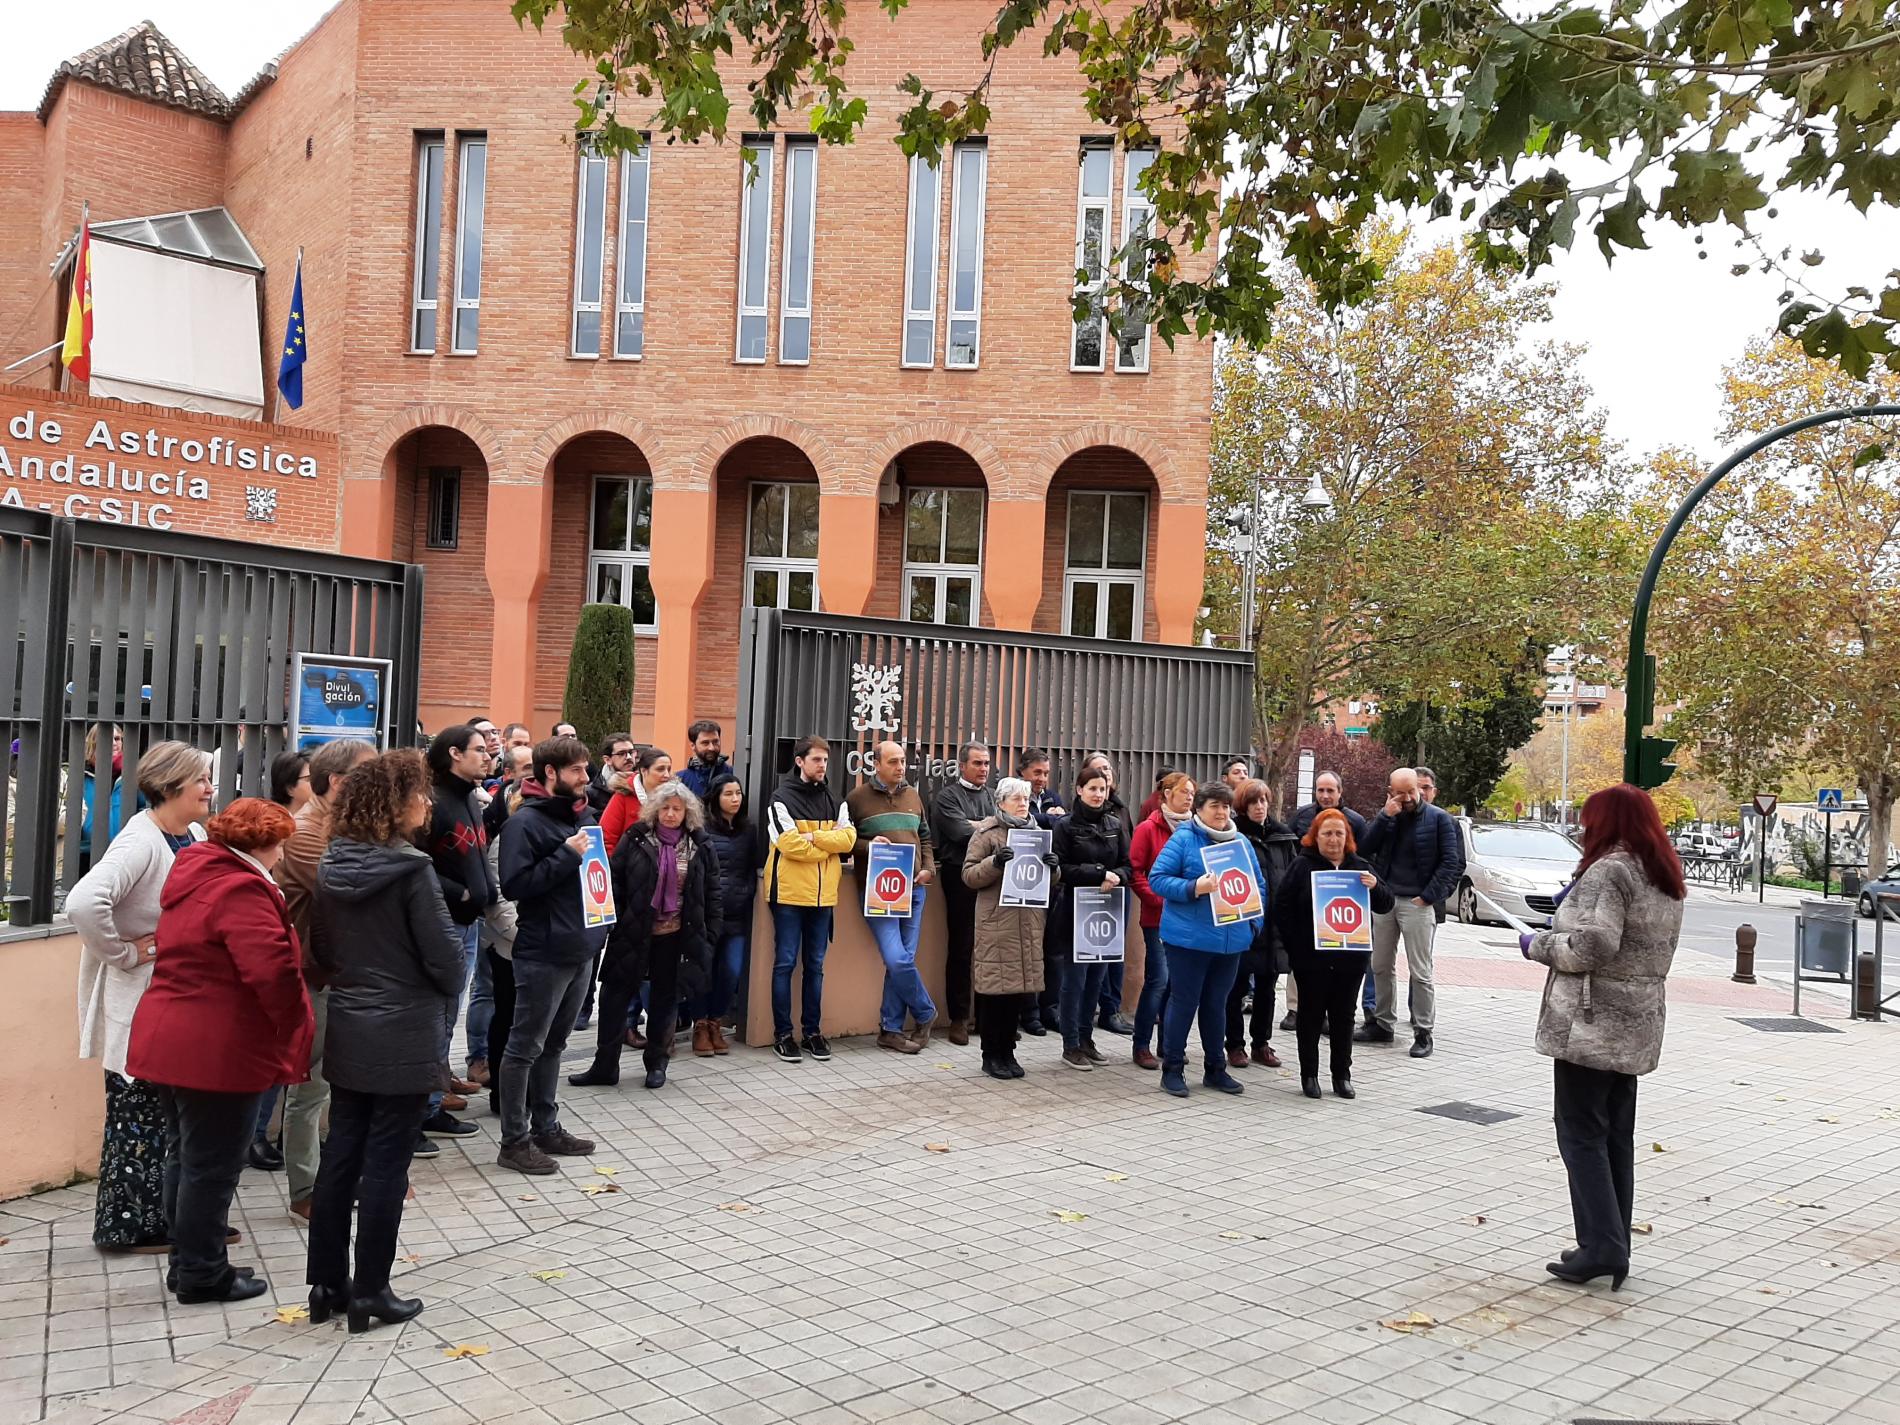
[245,486,279,523]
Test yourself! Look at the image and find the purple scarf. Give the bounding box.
[652,823,685,917]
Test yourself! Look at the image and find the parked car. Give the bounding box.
[1857,873,1900,921]
[1674,828,1734,859]
[1455,820,1581,928]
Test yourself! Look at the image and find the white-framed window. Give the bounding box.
[615,144,650,359]
[1063,490,1146,640]
[1115,147,1155,373]
[903,487,983,626]
[588,476,656,630]
[746,481,820,610]
[425,467,460,550]
[901,154,941,367]
[945,141,988,369]
[735,138,775,363]
[451,135,487,353]
[779,138,817,364]
[570,144,609,357]
[1071,140,1113,371]
[410,136,445,352]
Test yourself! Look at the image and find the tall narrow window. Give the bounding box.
[1115,148,1156,373]
[903,487,984,626]
[452,135,487,353]
[425,468,460,550]
[615,144,650,358]
[745,482,821,610]
[779,138,817,364]
[901,155,941,367]
[1063,490,1146,640]
[945,141,987,369]
[410,137,444,352]
[588,477,657,629]
[570,144,609,356]
[1071,141,1113,371]
[735,139,775,362]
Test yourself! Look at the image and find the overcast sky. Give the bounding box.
[7,1,1895,463]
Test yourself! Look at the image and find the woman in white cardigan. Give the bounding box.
[68,742,212,1253]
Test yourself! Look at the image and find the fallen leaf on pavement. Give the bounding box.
[0,1238,9,1248]
[1050,1210,1088,1224]
[1818,1115,1840,1124]
[1464,1215,1488,1226]
[1633,1223,1653,1234]
[273,1305,309,1324]
[581,1180,620,1196]
[1473,1307,1515,1327]
[924,1144,950,1153]
[400,1253,422,1264]
[717,1201,753,1212]
[443,1344,489,1359]
[516,1195,537,1202]
[935,1062,954,1070]
[1380,1312,1435,1334]
[1824,1260,1842,1268]
[530,1270,567,1282]
[1218,1231,1246,1241]
[1104,1172,1129,1183]
[1760,1287,1779,1295]
[1651,1142,1668,1153]
[593,1165,619,1177]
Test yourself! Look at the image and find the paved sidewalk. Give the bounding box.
[4,946,1898,1425]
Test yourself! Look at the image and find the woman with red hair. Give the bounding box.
[1522,783,1685,1291]
[129,797,313,1304]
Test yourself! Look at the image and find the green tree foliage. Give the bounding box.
[1205,231,1632,805]
[1374,661,1547,813]
[513,0,1900,376]
[562,602,636,755]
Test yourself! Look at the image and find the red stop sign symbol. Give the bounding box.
[1322,897,1363,936]
[586,862,608,901]
[1218,869,1253,905]
[875,867,908,902]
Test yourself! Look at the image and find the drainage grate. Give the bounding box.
[1418,1101,1521,1125]
[1733,1017,1843,1034]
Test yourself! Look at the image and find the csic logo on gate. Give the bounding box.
[1321,896,1364,937]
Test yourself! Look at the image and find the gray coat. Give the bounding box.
[1526,849,1683,1076]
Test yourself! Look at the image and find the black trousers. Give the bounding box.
[306,1085,427,1296]
[1293,955,1365,1081]
[1554,1058,1637,1269]
[593,932,684,1072]
[939,867,977,1023]
[1225,949,1278,1051]
[485,948,516,1115]
[641,932,683,1072]
[1032,943,1064,1024]
[975,992,1024,1061]
[157,1084,260,1296]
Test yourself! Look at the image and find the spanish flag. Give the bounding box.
[62,212,93,383]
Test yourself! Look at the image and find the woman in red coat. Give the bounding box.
[128,798,312,1305]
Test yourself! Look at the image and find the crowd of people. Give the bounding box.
[67,709,1688,1317]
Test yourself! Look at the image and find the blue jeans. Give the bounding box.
[1098,961,1125,1022]
[1059,960,1109,1051]
[1133,927,1170,1052]
[770,904,833,1041]
[1160,944,1242,1073]
[499,956,591,1148]
[253,1085,280,1141]
[871,885,936,1033]
[699,929,748,1021]
[429,922,482,1114]
[468,932,494,1065]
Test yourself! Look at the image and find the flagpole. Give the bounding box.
[63,200,89,395]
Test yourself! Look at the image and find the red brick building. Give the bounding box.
[0,2,1213,742]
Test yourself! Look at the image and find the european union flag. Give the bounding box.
[277,253,307,411]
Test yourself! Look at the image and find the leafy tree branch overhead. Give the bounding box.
[513,0,1900,373]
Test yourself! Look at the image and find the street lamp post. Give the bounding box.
[1558,648,1572,828]
[1234,466,1332,651]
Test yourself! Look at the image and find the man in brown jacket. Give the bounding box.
[844,741,939,1054]
[273,737,374,1220]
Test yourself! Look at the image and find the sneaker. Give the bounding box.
[1081,1039,1107,1066]
[801,1034,832,1062]
[533,1128,596,1157]
[1061,1048,1094,1072]
[420,1110,478,1139]
[498,1141,558,1176]
[411,1133,440,1159]
[1161,1065,1189,1097]
[1203,1071,1245,1096]
[773,1036,802,1063]
[877,1030,921,1055]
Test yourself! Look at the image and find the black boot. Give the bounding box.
[309,1283,350,1324]
[982,1056,1013,1080]
[348,1286,425,1334]
[568,1059,619,1087]
[643,1063,667,1089]
[1301,1076,1322,1099]
[1332,1076,1356,1099]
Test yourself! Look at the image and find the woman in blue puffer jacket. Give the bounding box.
[1148,783,1266,1099]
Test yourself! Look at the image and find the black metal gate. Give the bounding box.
[2,509,423,924]
[736,609,1254,804]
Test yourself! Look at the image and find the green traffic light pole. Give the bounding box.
[1623,402,1900,787]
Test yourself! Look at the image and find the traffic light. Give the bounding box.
[1635,734,1678,789]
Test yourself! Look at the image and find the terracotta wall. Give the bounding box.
[0,929,105,1201]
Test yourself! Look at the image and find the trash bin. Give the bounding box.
[1798,899,1857,976]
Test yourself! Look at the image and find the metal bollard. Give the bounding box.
[1855,950,1880,1020]
[1733,923,1758,985]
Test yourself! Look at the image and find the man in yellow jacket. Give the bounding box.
[763,735,857,1063]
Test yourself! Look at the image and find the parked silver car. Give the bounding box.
[1454,820,1580,928]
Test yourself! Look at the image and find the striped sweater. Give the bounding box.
[843,778,938,885]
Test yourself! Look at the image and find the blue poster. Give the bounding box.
[293,654,387,746]
[579,825,616,928]
[864,841,917,918]
[1311,869,1373,951]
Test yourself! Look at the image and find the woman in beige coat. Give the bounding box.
[963,778,1062,1081]
[1522,783,1685,1291]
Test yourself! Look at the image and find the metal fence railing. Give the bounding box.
[2,509,422,926]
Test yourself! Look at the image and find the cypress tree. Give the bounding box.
[562,602,635,753]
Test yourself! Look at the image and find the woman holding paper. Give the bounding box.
[1049,765,1133,1072]
[1129,772,1195,1070]
[963,778,1062,1080]
[1522,783,1684,1292]
[1274,808,1391,1101]
[1146,783,1264,1099]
